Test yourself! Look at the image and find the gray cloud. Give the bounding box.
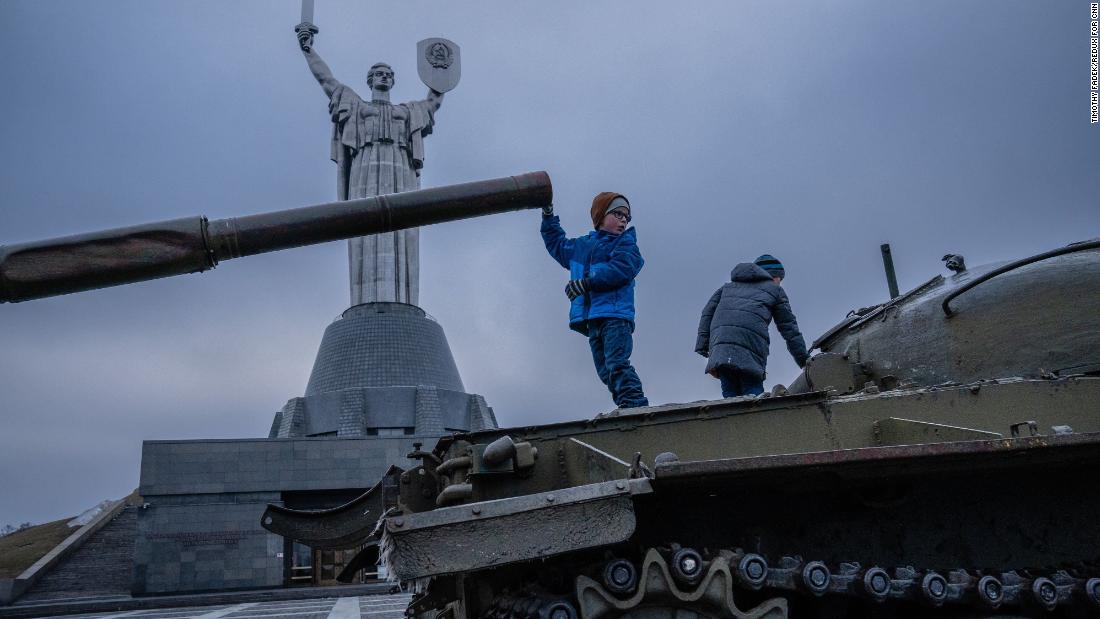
[1,0,1097,525]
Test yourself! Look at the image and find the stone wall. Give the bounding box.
[135,436,421,594]
[133,493,281,595]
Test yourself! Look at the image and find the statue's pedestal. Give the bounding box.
[270,302,496,438]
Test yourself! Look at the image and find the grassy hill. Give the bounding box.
[0,518,75,579]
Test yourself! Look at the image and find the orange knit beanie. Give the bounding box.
[590,192,630,229]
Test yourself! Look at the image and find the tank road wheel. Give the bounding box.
[575,549,788,619]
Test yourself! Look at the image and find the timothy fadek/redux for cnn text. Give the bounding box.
[1092,3,1098,122]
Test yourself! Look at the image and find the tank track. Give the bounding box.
[473,547,1100,619]
[704,549,1100,614]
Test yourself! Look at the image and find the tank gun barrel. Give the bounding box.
[0,171,551,303]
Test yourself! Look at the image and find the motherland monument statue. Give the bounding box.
[296,5,460,307]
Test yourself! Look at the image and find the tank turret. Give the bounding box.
[0,171,551,303]
[792,238,1100,394]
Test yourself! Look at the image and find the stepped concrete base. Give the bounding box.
[0,497,135,606]
[19,508,136,602]
[271,303,497,438]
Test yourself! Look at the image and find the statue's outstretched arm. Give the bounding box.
[426,89,444,112]
[296,23,339,98]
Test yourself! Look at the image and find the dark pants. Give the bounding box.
[587,318,648,408]
[718,368,764,398]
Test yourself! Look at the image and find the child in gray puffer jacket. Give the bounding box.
[695,254,809,397]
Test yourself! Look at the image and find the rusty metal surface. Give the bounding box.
[389,478,651,532]
[0,217,212,304]
[654,430,1100,482]
[0,172,551,303]
[205,172,551,260]
[387,497,634,580]
[384,479,651,580]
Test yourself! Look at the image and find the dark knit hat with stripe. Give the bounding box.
[754,254,785,279]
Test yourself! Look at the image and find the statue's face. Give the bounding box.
[368,65,395,91]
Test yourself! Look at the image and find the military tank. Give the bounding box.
[262,238,1100,619]
[4,174,1097,616]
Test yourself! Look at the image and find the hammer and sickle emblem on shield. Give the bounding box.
[417,38,461,93]
[425,42,453,69]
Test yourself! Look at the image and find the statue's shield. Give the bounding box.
[417,38,461,93]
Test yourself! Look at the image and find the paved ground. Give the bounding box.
[41,593,411,619]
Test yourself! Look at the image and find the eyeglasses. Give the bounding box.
[608,210,631,223]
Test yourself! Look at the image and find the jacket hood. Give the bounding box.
[731,263,773,282]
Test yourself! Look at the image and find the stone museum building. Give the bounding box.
[133,302,497,594]
[4,301,496,603]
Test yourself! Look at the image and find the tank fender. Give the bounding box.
[382,478,652,580]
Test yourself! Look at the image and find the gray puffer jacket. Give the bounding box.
[695,263,809,380]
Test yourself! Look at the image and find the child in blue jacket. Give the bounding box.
[541,192,649,408]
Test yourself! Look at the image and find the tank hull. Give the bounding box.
[261,241,1100,617]
[265,375,1100,617]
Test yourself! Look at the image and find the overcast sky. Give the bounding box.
[1,0,1097,527]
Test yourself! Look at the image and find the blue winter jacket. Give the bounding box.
[541,215,644,334]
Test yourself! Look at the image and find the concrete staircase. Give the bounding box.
[19,507,136,602]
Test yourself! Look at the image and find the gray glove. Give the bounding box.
[542,203,554,217]
[565,279,588,301]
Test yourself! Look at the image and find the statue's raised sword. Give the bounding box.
[296,0,318,52]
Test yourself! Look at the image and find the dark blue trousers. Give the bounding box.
[587,318,649,408]
[718,368,764,398]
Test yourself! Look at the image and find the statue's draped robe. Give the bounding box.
[329,83,436,306]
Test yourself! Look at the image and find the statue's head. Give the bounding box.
[367,63,395,91]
